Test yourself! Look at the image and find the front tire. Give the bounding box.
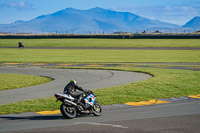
[92,102,102,116]
[60,103,77,119]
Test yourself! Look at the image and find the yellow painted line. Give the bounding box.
[188,94,200,99]
[4,63,22,65]
[125,99,170,106]
[36,110,60,115]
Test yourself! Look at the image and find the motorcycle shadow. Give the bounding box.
[0,115,64,121]
[0,113,94,121]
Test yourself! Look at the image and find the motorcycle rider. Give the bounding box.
[63,80,88,109]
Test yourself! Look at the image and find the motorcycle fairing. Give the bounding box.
[84,93,96,106]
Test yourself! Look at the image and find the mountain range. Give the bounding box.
[183,16,200,29]
[0,7,199,34]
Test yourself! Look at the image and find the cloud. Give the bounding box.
[110,1,200,25]
[0,1,34,10]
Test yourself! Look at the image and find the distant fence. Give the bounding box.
[133,34,200,39]
[0,33,200,39]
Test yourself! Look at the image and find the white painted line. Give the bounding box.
[74,122,128,129]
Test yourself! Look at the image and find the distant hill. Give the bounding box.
[183,16,200,29]
[0,7,181,34]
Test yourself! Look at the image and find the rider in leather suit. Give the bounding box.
[63,80,87,103]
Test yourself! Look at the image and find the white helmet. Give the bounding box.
[70,79,77,85]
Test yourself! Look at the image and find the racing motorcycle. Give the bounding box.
[54,90,102,119]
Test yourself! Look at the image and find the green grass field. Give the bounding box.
[0,67,200,115]
[0,49,199,63]
[0,38,199,115]
[0,73,52,91]
[0,39,200,47]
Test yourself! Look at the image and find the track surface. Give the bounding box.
[0,66,200,133]
[0,99,200,133]
[1,46,200,50]
[0,66,152,105]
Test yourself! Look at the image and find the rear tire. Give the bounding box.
[92,102,102,116]
[60,103,77,119]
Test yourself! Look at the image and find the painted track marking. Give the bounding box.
[188,94,200,99]
[36,110,60,115]
[125,99,170,106]
[74,122,128,129]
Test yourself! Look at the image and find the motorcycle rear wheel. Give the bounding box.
[92,102,102,116]
[60,103,77,119]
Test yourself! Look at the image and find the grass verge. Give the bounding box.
[0,73,52,91]
[0,67,200,115]
[0,39,200,47]
[1,49,200,63]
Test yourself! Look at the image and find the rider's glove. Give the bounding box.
[84,89,90,93]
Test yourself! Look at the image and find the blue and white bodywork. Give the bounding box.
[84,92,96,106]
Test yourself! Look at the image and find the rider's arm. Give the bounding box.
[75,85,86,92]
[63,84,70,94]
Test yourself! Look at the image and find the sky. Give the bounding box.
[0,0,200,25]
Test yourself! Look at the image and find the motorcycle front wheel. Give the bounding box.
[92,102,102,116]
[60,103,77,119]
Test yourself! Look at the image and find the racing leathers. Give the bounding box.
[63,82,87,103]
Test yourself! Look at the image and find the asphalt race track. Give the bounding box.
[0,66,200,133]
[0,66,152,105]
[0,99,200,133]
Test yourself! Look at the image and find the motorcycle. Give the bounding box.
[18,42,24,48]
[54,90,102,119]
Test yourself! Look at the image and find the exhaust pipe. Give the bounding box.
[64,99,77,106]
